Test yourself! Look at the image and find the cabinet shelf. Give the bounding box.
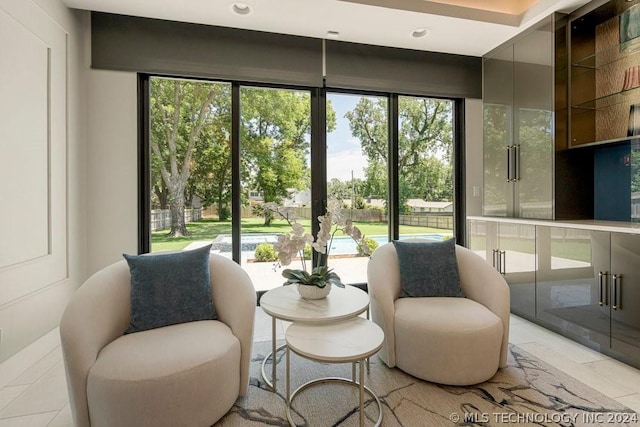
[571,85,640,109]
[572,39,640,69]
[568,134,640,149]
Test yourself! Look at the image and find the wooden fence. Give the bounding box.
[202,205,454,230]
[399,214,453,230]
[151,208,202,231]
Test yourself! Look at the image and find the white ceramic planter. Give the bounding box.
[296,283,331,300]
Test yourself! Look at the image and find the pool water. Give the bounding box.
[210,233,448,254]
[327,234,446,256]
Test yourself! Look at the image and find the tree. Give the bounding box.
[328,177,364,202]
[150,78,227,236]
[345,97,454,205]
[240,88,336,224]
[182,87,234,221]
[188,122,233,220]
[362,160,387,200]
[327,178,352,200]
[151,153,169,209]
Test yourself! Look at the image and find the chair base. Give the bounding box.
[394,297,504,386]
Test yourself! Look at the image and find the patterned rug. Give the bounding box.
[215,340,637,426]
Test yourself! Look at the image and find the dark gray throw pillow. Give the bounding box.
[123,244,216,334]
[392,239,464,298]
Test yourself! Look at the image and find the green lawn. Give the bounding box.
[151,217,451,252]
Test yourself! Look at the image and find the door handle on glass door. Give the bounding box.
[513,144,520,182]
[499,250,506,275]
[598,271,608,306]
[612,274,621,310]
[506,146,512,182]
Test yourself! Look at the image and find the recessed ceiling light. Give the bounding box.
[411,28,430,38]
[326,31,340,39]
[231,3,252,15]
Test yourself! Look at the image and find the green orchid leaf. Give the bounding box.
[282,269,310,282]
[326,271,345,288]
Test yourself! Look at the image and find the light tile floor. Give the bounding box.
[1,311,640,426]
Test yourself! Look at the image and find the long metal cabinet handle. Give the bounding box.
[506,146,512,182]
[612,274,621,310]
[499,250,506,275]
[492,249,497,269]
[513,144,520,182]
[598,271,608,306]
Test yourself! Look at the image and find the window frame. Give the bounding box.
[138,74,466,286]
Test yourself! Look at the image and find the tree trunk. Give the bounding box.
[168,182,188,237]
[263,209,273,226]
[217,200,227,221]
[154,185,169,209]
[216,185,228,221]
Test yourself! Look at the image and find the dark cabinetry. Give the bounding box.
[482,16,556,219]
[535,227,612,351]
[469,218,640,368]
[610,232,640,363]
[467,219,536,319]
[532,225,640,368]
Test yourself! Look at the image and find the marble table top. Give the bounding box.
[285,317,384,363]
[260,284,369,323]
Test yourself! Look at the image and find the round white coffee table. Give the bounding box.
[285,317,384,427]
[260,284,369,390]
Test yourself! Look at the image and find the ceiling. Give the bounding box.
[62,0,591,56]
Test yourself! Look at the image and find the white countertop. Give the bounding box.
[285,317,384,363]
[467,216,640,234]
[260,284,369,323]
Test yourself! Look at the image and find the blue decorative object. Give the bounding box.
[123,244,216,334]
[392,239,463,298]
[620,4,640,50]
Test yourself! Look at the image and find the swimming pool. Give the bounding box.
[210,233,449,254]
[326,234,447,256]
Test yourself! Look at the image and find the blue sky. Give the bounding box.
[326,93,371,180]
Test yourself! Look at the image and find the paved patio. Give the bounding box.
[184,241,370,291]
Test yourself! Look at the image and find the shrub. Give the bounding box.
[254,243,278,262]
[303,244,312,260]
[357,237,379,256]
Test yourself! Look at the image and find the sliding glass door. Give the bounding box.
[143,76,459,289]
[326,93,389,284]
[397,96,455,241]
[148,77,232,253]
[239,86,312,291]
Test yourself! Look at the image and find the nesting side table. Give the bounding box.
[285,317,384,427]
[259,285,370,390]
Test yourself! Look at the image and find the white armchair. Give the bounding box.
[367,241,510,385]
[60,254,256,427]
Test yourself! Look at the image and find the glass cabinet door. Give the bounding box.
[536,227,611,350]
[610,232,640,364]
[513,17,554,220]
[483,45,513,217]
[466,219,497,263]
[498,223,536,319]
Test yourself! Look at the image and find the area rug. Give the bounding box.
[215,340,637,426]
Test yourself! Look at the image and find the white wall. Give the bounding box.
[465,98,483,217]
[86,69,138,274]
[0,0,87,362]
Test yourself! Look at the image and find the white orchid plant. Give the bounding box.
[262,201,371,288]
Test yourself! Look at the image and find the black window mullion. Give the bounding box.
[389,94,399,241]
[138,74,151,254]
[454,98,465,246]
[231,83,241,263]
[311,87,327,268]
